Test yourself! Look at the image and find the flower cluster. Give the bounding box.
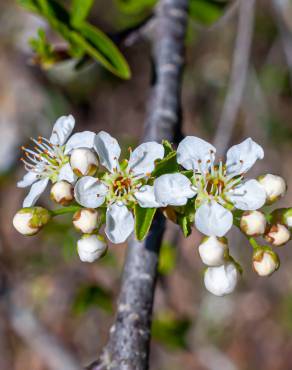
[13,115,292,296]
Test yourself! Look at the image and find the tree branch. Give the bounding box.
[89,1,189,369]
[213,0,256,156]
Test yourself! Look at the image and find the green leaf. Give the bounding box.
[189,0,227,25]
[72,22,131,79]
[177,214,192,237]
[71,0,94,26]
[134,204,156,241]
[152,151,179,177]
[17,0,40,13]
[115,0,157,14]
[152,311,191,349]
[162,140,174,156]
[158,241,176,275]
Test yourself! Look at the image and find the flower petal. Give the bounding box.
[128,142,164,177]
[94,131,121,172]
[23,178,49,207]
[204,262,239,296]
[134,185,162,208]
[177,136,216,172]
[105,203,134,243]
[58,163,77,183]
[50,115,75,145]
[227,179,266,211]
[195,200,233,237]
[226,138,264,176]
[64,131,96,154]
[17,171,38,188]
[154,173,196,206]
[74,176,107,208]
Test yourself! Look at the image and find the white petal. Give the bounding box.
[58,163,77,183]
[204,263,239,296]
[23,178,49,207]
[177,136,216,172]
[17,171,38,188]
[227,179,266,211]
[128,142,164,177]
[105,203,134,244]
[226,138,264,176]
[195,201,233,237]
[64,131,96,154]
[94,131,121,172]
[74,176,107,208]
[154,173,196,206]
[50,115,75,145]
[134,185,162,208]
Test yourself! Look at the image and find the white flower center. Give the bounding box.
[194,160,243,207]
[21,136,69,182]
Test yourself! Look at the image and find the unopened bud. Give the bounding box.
[282,208,292,228]
[240,211,266,236]
[198,236,228,266]
[264,223,291,246]
[204,262,239,296]
[73,208,98,234]
[70,148,98,177]
[50,181,74,205]
[77,234,107,262]
[13,207,51,236]
[252,248,279,277]
[258,174,287,204]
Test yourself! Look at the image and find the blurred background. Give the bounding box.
[1,0,292,369]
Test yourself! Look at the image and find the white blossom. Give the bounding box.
[73,209,98,234]
[154,137,266,237]
[265,223,291,246]
[198,236,228,266]
[258,174,286,204]
[204,262,239,296]
[17,115,95,207]
[77,234,107,262]
[240,211,266,236]
[74,132,164,243]
[50,180,74,205]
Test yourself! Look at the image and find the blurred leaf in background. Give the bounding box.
[189,0,229,26]
[72,284,113,315]
[152,311,191,349]
[158,241,177,275]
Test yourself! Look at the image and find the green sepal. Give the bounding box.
[134,204,156,241]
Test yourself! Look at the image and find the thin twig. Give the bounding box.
[213,0,256,156]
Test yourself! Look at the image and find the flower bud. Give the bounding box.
[73,208,98,234]
[204,262,239,296]
[13,207,51,236]
[240,211,266,236]
[252,248,279,277]
[77,234,107,262]
[70,148,98,177]
[282,208,292,228]
[258,174,287,204]
[50,181,74,205]
[198,236,228,266]
[264,223,291,246]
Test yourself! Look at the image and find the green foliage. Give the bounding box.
[152,311,191,349]
[72,284,113,315]
[71,0,94,26]
[115,0,157,15]
[134,204,156,241]
[177,200,195,237]
[152,147,179,177]
[158,241,176,275]
[189,0,228,25]
[17,0,131,79]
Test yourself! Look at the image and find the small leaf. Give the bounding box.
[177,214,192,238]
[162,140,174,156]
[17,0,40,13]
[134,204,156,241]
[72,23,131,79]
[152,151,179,177]
[71,0,94,26]
[115,0,157,14]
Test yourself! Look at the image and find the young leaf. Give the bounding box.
[134,204,156,241]
[152,151,179,177]
[17,0,40,13]
[74,22,131,79]
[71,0,94,26]
[115,0,157,14]
[177,214,192,237]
